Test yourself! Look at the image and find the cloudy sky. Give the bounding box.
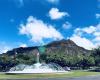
[0,0,100,53]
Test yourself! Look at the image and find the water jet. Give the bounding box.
[6,47,69,74]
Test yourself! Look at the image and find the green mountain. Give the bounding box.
[0,39,94,71]
[5,39,91,56]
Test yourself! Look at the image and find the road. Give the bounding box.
[6,75,100,80]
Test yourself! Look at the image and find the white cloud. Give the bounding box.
[0,45,11,54]
[70,35,95,50]
[94,32,100,36]
[96,23,100,30]
[2,47,10,53]
[93,36,100,42]
[96,13,100,19]
[82,26,96,34]
[62,22,72,29]
[74,25,100,37]
[48,8,69,20]
[74,28,83,36]
[19,16,63,44]
[74,26,96,34]
[47,0,59,4]
[19,43,27,48]
[95,42,100,47]
[70,23,100,50]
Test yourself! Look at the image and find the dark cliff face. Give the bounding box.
[46,39,91,55]
[5,39,91,56]
[6,47,38,56]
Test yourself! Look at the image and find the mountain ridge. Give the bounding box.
[4,39,91,56]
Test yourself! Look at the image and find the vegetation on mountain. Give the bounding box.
[0,39,99,71]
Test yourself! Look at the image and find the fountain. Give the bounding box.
[6,47,68,74]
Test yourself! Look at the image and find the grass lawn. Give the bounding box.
[0,70,100,79]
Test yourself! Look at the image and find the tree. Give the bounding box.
[16,54,35,65]
[92,46,100,66]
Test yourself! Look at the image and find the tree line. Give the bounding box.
[0,47,100,71]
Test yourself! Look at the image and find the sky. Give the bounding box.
[0,0,100,53]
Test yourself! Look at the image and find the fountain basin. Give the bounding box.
[6,70,67,74]
[6,63,69,74]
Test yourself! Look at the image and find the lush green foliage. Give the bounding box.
[91,47,100,66]
[0,47,100,71]
[40,52,95,69]
[40,47,100,69]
